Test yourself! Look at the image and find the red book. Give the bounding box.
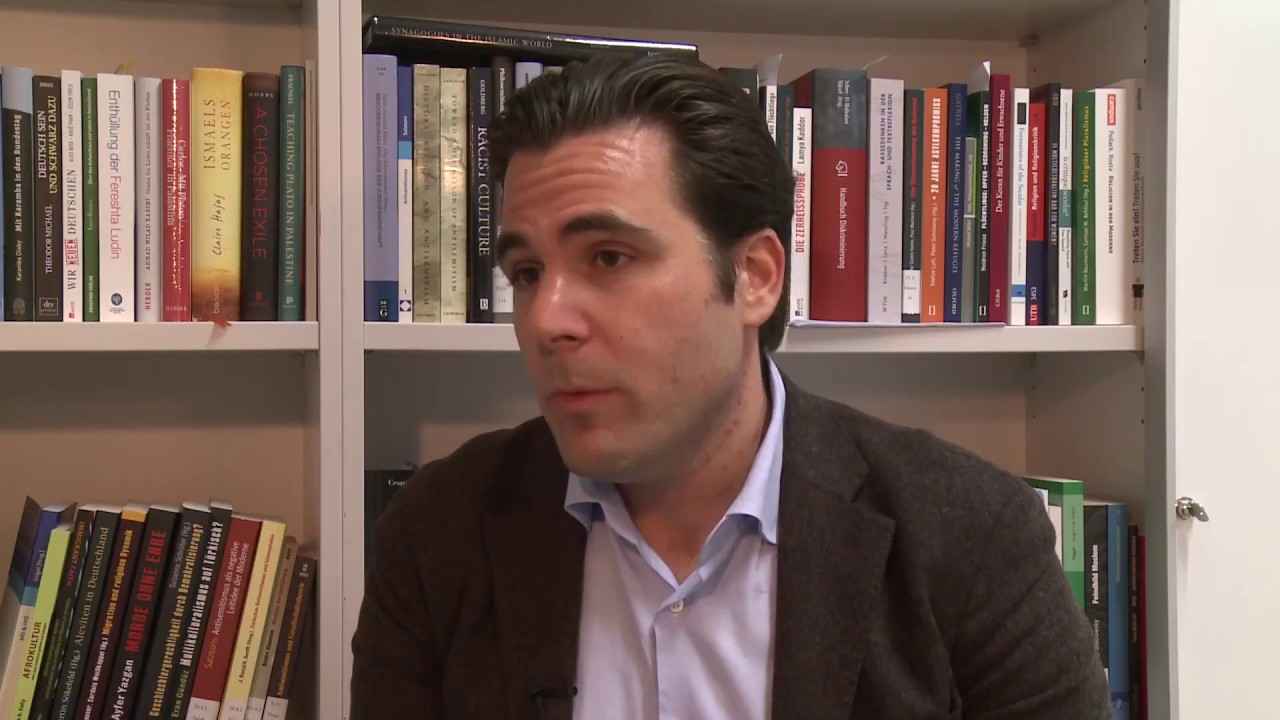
[791,68,869,322]
[988,74,1013,323]
[185,514,261,719]
[161,78,191,321]
[1027,102,1046,325]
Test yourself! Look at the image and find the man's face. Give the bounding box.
[497,121,763,484]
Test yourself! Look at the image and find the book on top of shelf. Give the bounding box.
[362,15,699,66]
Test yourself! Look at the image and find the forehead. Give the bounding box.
[502,120,678,203]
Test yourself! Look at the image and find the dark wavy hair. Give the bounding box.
[489,52,795,353]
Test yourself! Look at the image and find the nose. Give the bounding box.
[521,269,590,352]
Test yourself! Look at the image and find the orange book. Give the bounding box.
[921,87,948,323]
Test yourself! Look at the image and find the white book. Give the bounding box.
[1109,78,1146,326]
[62,70,83,321]
[867,78,904,323]
[1009,88,1030,326]
[1093,87,1132,325]
[789,107,812,322]
[262,697,290,720]
[97,73,135,322]
[1058,88,1074,325]
[136,76,162,321]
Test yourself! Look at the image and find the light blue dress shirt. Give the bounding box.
[564,359,785,720]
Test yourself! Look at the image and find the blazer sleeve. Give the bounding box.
[947,479,1114,719]
[349,491,445,719]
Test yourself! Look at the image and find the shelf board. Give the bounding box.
[365,322,1142,354]
[366,0,1120,41]
[0,321,319,352]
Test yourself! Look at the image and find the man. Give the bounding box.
[350,52,1110,719]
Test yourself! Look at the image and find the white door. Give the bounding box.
[1161,0,1280,717]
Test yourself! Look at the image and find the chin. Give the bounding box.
[549,428,634,482]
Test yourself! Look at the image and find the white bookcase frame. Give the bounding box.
[0,0,1181,717]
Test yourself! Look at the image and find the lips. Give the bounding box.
[547,388,616,411]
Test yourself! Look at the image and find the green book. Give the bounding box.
[1072,91,1094,324]
[10,524,71,720]
[278,65,305,321]
[1025,475,1085,608]
[82,78,99,322]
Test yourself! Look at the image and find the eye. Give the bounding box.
[508,265,541,288]
[595,249,631,269]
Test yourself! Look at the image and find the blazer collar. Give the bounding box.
[481,366,896,720]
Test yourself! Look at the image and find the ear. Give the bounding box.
[735,227,786,331]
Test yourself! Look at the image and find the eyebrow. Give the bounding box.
[495,211,658,265]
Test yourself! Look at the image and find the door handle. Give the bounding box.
[1175,496,1210,522]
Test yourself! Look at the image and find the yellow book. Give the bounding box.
[191,67,244,322]
[216,518,286,720]
[10,524,71,720]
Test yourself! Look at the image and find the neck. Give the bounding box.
[619,353,771,582]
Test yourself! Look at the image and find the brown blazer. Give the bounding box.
[350,372,1112,719]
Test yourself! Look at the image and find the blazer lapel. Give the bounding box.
[484,425,586,720]
[771,378,897,720]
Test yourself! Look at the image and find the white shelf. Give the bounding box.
[0,321,319,352]
[366,0,1119,41]
[364,321,1142,353]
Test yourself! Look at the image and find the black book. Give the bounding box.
[1031,83,1063,324]
[241,72,281,321]
[50,506,120,720]
[4,66,35,320]
[165,502,232,720]
[33,75,61,321]
[966,89,992,322]
[467,66,493,324]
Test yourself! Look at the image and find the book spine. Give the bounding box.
[261,556,315,720]
[4,66,35,321]
[277,67,304,321]
[988,74,1012,323]
[244,538,296,720]
[467,67,493,324]
[97,73,135,323]
[162,79,192,322]
[396,66,413,323]
[136,77,162,322]
[941,83,966,322]
[790,68,868,322]
[50,509,118,720]
[240,73,279,321]
[900,89,923,322]
[104,509,176,720]
[33,76,62,322]
[1033,84,1062,324]
[1108,505,1132,719]
[1058,89,1074,324]
[1121,80,1145,326]
[1008,89,1029,326]
[362,55,397,323]
[1074,91,1095,323]
[490,56,514,323]
[30,508,92,720]
[1027,102,1046,325]
[789,107,811,323]
[438,67,468,324]
[967,91,991,322]
[191,68,244,323]
[961,136,977,322]
[13,526,72,719]
[217,520,285,720]
[920,87,947,323]
[137,507,209,718]
[81,78,99,322]
[1094,88,1130,325]
[77,507,146,720]
[61,71,82,321]
[867,78,903,324]
[166,505,229,720]
[411,64,440,323]
[1083,505,1110,678]
[185,516,260,720]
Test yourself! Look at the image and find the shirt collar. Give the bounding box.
[564,356,785,545]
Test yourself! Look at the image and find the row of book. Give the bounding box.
[1025,476,1146,720]
[0,64,311,324]
[358,16,1145,328]
[0,498,315,720]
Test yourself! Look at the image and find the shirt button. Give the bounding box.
[669,599,684,615]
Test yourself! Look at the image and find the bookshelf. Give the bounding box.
[3,0,1277,717]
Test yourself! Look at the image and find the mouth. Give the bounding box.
[547,388,616,412]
